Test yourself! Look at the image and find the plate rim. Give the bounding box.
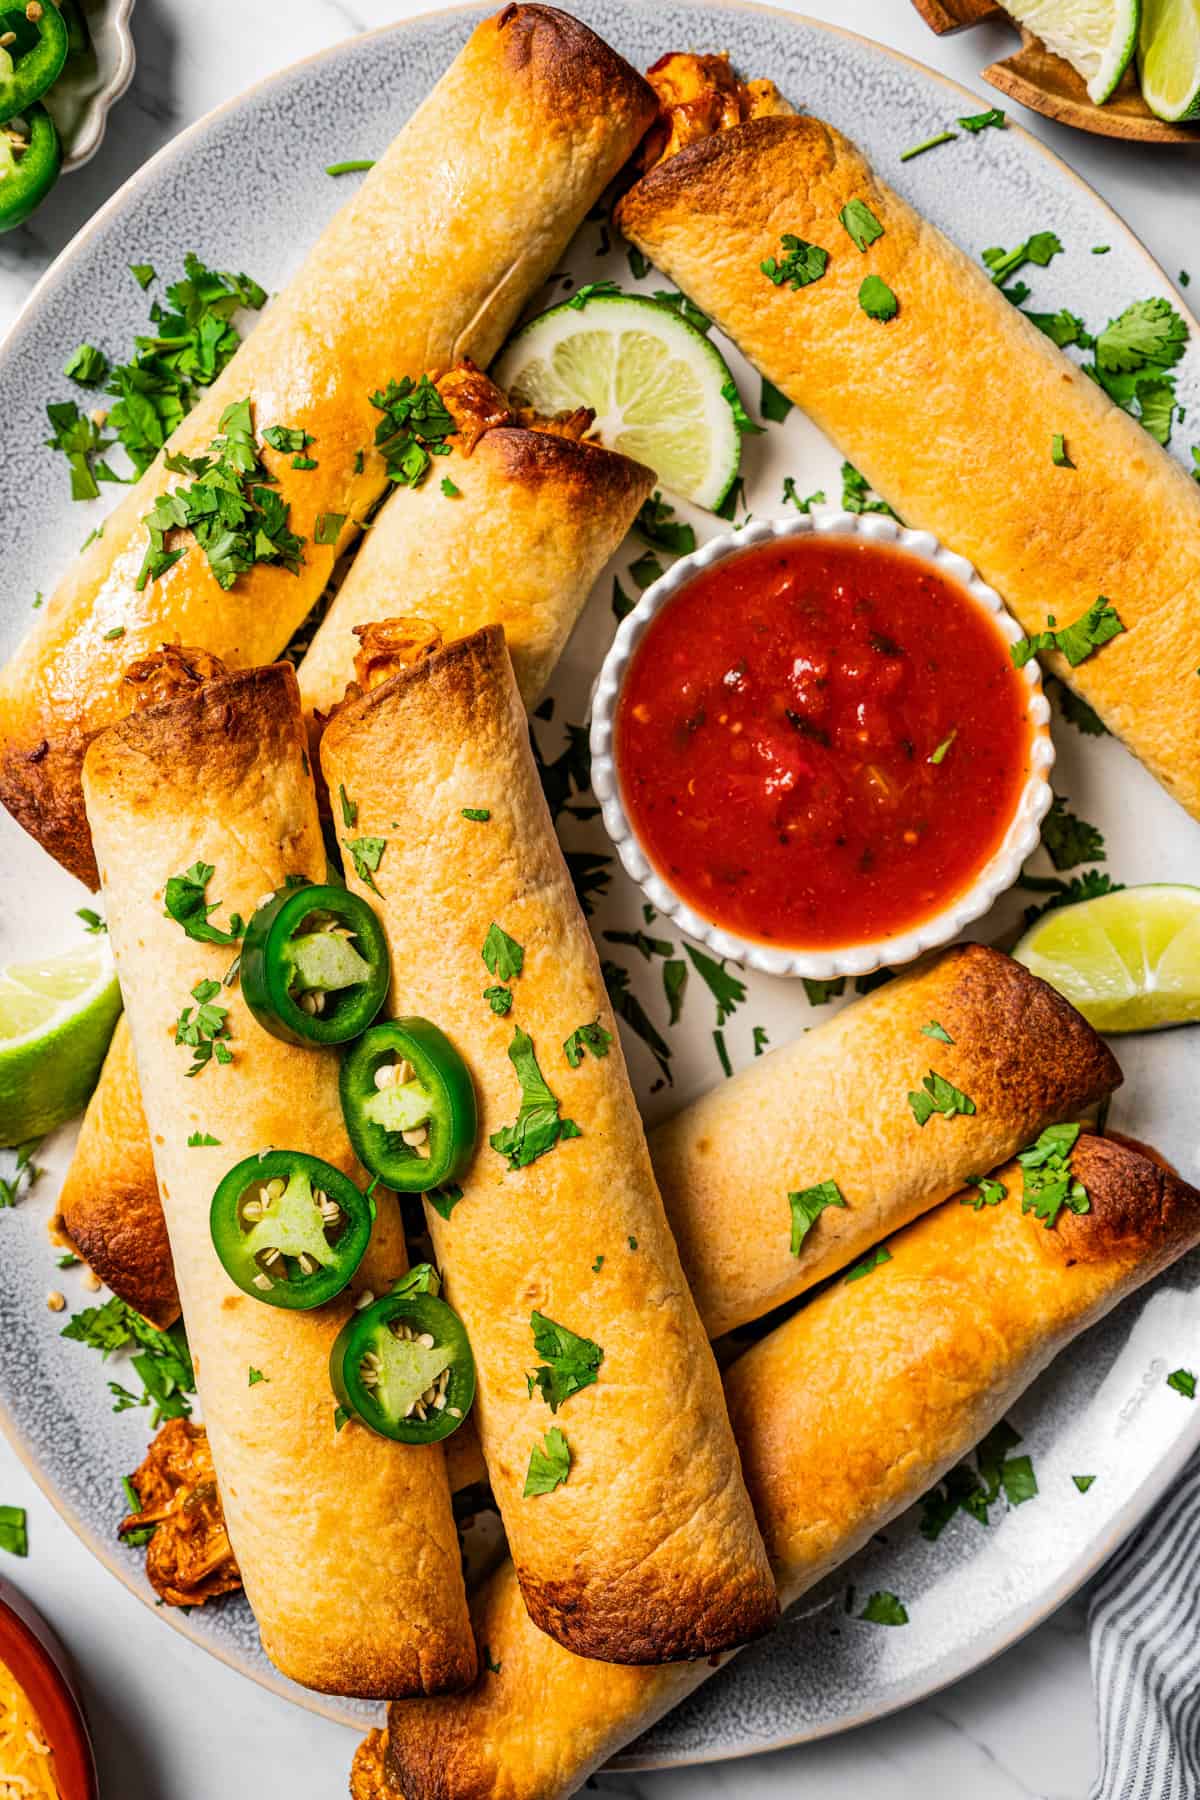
[2,0,1198,1758]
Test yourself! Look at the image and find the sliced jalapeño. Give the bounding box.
[210,1150,374,1309]
[339,1018,476,1193]
[330,1269,475,1443]
[240,882,390,1047]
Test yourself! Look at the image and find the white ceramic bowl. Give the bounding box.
[590,509,1055,981]
[46,0,136,172]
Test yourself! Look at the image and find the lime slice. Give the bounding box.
[493,293,742,510]
[1139,0,1200,119]
[1001,0,1141,103]
[0,942,122,1144]
[1014,883,1200,1032]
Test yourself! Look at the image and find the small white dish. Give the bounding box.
[590,509,1055,982]
[46,0,136,172]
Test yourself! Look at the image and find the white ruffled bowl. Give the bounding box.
[590,509,1055,983]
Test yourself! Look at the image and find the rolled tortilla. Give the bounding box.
[350,1133,1200,1800]
[57,943,1117,1343]
[616,113,1200,821]
[298,368,653,720]
[651,942,1120,1337]
[321,626,778,1664]
[82,664,475,1699]
[1,5,655,885]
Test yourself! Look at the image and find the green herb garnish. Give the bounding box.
[858,1590,908,1624]
[369,374,456,487]
[62,1296,196,1426]
[490,1028,581,1171]
[1017,1122,1089,1229]
[760,234,829,289]
[164,861,244,946]
[788,1179,847,1256]
[962,1175,1007,1210]
[1040,795,1105,870]
[343,836,386,894]
[602,961,672,1086]
[858,274,898,321]
[527,1312,603,1412]
[482,923,523,982]
[0,1506,28,1557]
[908,1069,975,1127]
[1168,1369,1196,1399]
[174,979,233,1076]
[1010,596,1126,670]
[839,198,884,253]
[563,1021,612,1068]
[524,1425,571,1496]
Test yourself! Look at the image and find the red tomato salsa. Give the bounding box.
[615,535,1032,950]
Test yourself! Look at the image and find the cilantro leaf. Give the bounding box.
[841,461,899,520]
[565,850,611,918]
[1048,678,1107,736]
[482,923,523,982]
[803,976,845,1005]
[629,550,663,589]
[650,289,713,335]
[788,1179,847,1256]
[635,492,696,556]
[62,1297,196,1427]
[761,235,829,290]
[839,198,884,253]
[64,343,109,387]
[602,960,672,1086]
[604,928,673,963]
[958,107,1005,132]
[1010,596,1126,670]
[369,374,456,487]
[782,477,825,513]
[1052,432,1073,467]
[427,1183,463,1221]
[527,1312,603,1411]
[858,274,898,321]
[1026,307,1092,349]
[961,1175,1007,1210]
[908,1069,976,1127]
[173,978,233,1076]
[564,280,621,312]
[163,861,244,945]
[0,1141,43,1209]
[1017,1122,1089,1229]
[1021,868,1124,928]
[982,232,1063,292]
[845,1244,892,1282]
[343,836,386,893]
[1095,296,1188,374]
[1040,795,1105,870]
[1073,1474,1096,1492]
[721,377,764,437]
[683,944,745,1026]
[858,1590,907,1625]
[248,1367,267,1386]
[484,985,513,1016]
[490,1028,580,1170]
[45,400,112,501]
[523,1425,571,1496]
[922,1020,954,1044]
[761,377,792,423]
[899,131,956,161]
[262,425,312,455]
[461,807,490,822]
[563,1021,612,1068]
[0,1506,28,1557]
[338,785,357,828]
[663,958,687,1025]
[1167,1368,1196,1399]
[611,575,634,621]
[186,1131,221,1147]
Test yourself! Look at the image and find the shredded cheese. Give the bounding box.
[0,1661,60,1800]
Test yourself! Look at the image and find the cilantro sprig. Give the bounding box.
[490,1028,581,1170]
[174,979,233,1076]
[1018,1122,1089,1229]
[1010,596,1125,670]
[527,1312,603,1412]
[370,374,456,487]
[163,861,245,946]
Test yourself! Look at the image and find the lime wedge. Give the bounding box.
[1001,0,1141,103]
[1140,0,1200,119]
[0,943,122,1144]
[1014,883,1200,1032]
[493,293,743,510]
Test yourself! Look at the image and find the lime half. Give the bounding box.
[0,943,122,1144]
[1001,0,1141,102]
[1140,0,1200,120]
[1015,883,1200,1032]
[494,293,742,510]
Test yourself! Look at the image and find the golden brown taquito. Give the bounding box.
[616,112,1200,821]
[349,1134,1200,1800]
[321,626,778,1664]
[298,367,652,719]
[651,943,1120,1336]
[82,664,474,1699]
[1,6,655,884]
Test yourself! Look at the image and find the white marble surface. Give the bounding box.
[0,1,1189,1794]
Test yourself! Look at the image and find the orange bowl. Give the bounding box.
[0,1580,98,1800]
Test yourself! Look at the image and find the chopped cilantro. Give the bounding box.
[62,1296,195,1426]
[482,923,523,982]
[602,960,672,1086]
[186,1131,221,1147]
[920,1420,1036,1538]
[761,376,792,422]
[612,576,634,621]
[441,477,461,498]
[628,1236,638,1251]
[714,1028,733,1078]
[1040,795,1105,870]
[962,1174,1008,1210]
[103,625,125,640]
[1073,1474,1096,1492]
[338,785,357,828]
[564,280,621,312]
[173,979,233,1076]
[527,1312,603,1411]
[0,1141,42,1209]
[663,958,687,1025]
[958,107,1005,132]
[64,343,109,387]
[1051,432,1073,467]
[524,1425,571,1496]
[56,1252,79,1269]
[0,1506,28,1557]
[130,262,156,289]
[164,861,244,946]
[635,492,696,556]
[721,376,764,437]
[839,198,884,253]
[314,511,345,546]
[753,1025,769,1056]
[845,1245,892,1282]
[900,130,956,161]
[563,1021,612,1068]
[760,234,829,289]
[803,976,845,1005]
[629,550,663,589]
[908,1069,975,1127]
[922,1020,954,1044]
[604,928,673,963]
[1010,596,1126,670]
[1167,1368,1195,1399]
[427,1183,463,1221]
[650,289,713,335]
[1026,307,1092,349]
[483,1646,502,1674]
[591,1254,604,1273]
[1021,869,1123,927]
[627,244,650,279]
[1018,1122,1089,1228]
[1095,296,1188,373]
[45,401,115,500]
[858,1590,907,1625]
[326,158,375,175]
[841,461,898,519]
[782,477,825,512]
[858,274,898,321]
[683,944,745,1025]
[369,374,456,487]
[982,232,1062,292]
[248,1366,267,1386]
[343,836,386,893]
[565,850,611,917]
[788,1179,847,1256]
[484,985,513,1016]
[490,1028,581,1170]
[928,729,957,765]
[462,807,490,822]
[262,425,312,455]
[76,907,106,934]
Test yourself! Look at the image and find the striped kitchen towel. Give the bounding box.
[1089,1456,1200,1799]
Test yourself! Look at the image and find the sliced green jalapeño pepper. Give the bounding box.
[330,1269,476,1443]
[210,1150,374,1309]
[241,882,390,1047]
[0,6,68,124]
[340,1018,477,1193]
[0,102,59,230]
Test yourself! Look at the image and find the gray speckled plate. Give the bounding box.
[1,0,1198,1764]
